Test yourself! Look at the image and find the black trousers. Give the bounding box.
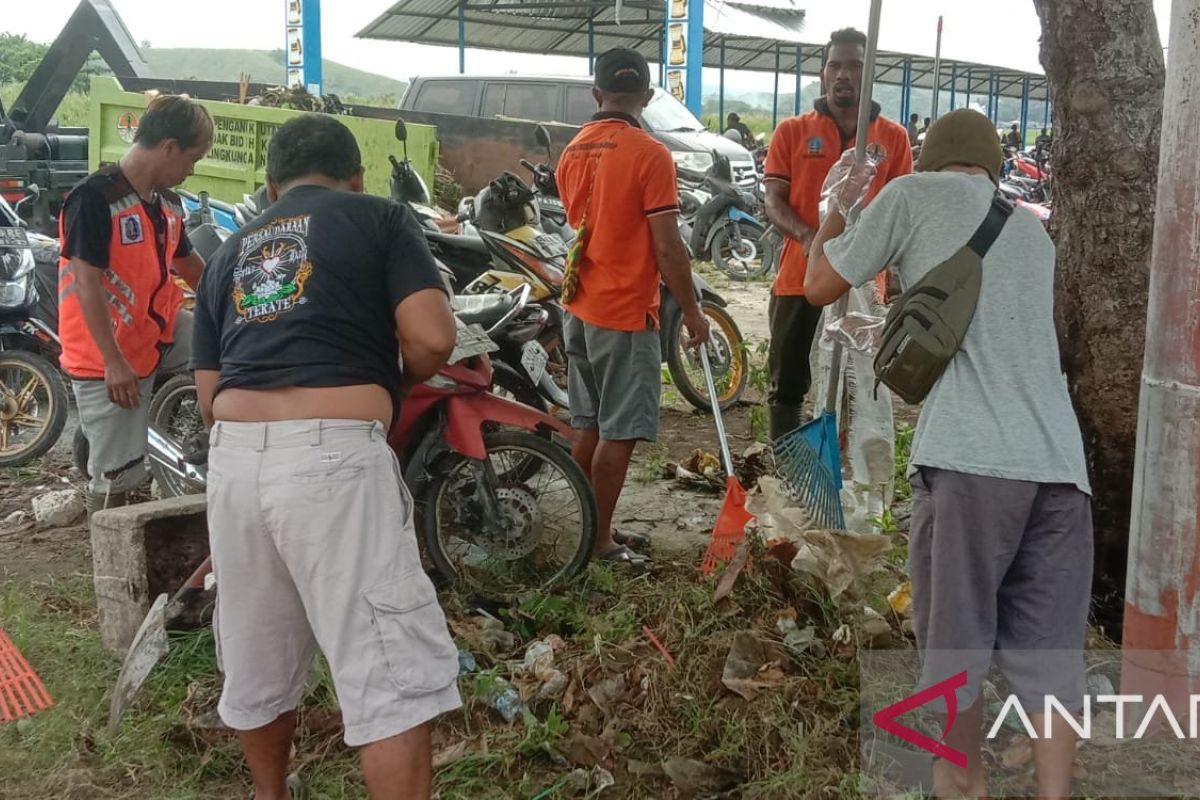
[767,293,825,409]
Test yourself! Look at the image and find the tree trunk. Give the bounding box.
[1031,0,1165,637]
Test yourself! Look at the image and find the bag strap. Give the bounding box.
[965,192,1015,258]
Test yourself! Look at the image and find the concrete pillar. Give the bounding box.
[1122,0,1200,708]
[91,494,211,656]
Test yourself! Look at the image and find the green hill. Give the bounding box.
[142,48,407,102]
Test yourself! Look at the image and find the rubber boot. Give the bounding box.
[768,404,803,443]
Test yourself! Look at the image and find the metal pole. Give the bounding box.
[457,0,465,74]
[1122,0,1200,712]
[719,38,725,128]
[931,15,943,119]
[900,58,911,123]
[588,15,596,75]
[659,23,666,86]
[965,67,971,110]
[795,45,802,116]
[772,43,780,130]
[1019,76,1030,146]
[949,62,957,110]
[1043,95,1050,129]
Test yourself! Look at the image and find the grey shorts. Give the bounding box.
[909,466,1093,711]
[564,314,661,442]
[207,419,462,746]
[72,309,194,495]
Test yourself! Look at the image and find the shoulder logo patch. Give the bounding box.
[119,215,144,245]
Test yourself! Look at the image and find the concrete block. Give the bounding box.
[91,494,211,656]
[32,489,85,527]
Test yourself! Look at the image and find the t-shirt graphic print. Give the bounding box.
[233,214,314,324]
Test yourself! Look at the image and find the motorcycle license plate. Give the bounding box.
[0,227,29,248]
[521,340,549,385]
[533,233,568,259]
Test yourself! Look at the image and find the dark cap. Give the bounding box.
[917,108,1005,183]
[594,47,651,94]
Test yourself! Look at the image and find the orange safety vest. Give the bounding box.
[58,168,185,380]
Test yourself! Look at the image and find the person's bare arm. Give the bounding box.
[395,288,457,386]
[804,209,853,306]
[172,250,205,291]
[70,257,141,409]
[648,214,709,347]
[195,369,219,428]
[764,180,815,248]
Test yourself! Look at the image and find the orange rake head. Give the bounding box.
[701,475,755,575]
[0,628,54,723]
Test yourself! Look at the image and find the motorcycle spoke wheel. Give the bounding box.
[713,223,770,281]
[424,431,596,600]
[668,302,749,412]
[0,352,67,467]
[148,375,204,497]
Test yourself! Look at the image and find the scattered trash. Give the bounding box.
[515,638,569,703]
[671,464,723,493]
[32,489,84,528]
[662,758,741,799]
[721,631,786,701]
[887,582,913,617]
[457,650,478,675]
[736,442,773,488]
[642,625,676,669]
[832,624,853,645]
[775,610,823,658]
[586,674,629,715]
[553,765,615,797]
[684,449,722,478]
[476,616,518,652]
[712,541,750,604]
[562,730,612,767]
[791,528,892,601]
[484,677,523,723]
[432,740,470,768]
[860,607,892,644]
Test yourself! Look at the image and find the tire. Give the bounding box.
[147,374,202,497]
[668,301,748,413]
[73,426,90,479]
[0,350,68,468]
[421,430,597,600]
[711,222,771,281]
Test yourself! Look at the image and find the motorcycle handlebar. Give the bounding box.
[520,159,537,173]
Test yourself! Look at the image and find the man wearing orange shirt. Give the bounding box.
[763,27,913,440]
[557,48,710,570]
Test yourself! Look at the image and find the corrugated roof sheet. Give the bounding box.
[358,0,1047,100]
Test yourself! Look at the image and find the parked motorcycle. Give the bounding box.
[460,166,749,411]
[676,153,770,281]
[0,186,68,467]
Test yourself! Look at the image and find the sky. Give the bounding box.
[2,0,1174,95]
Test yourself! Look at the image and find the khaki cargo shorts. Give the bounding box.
[206,419,462,747]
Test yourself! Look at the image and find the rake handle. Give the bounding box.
[699,344,735,478]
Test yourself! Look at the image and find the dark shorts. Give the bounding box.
[909,466,1093,711]
[564,313,661,442]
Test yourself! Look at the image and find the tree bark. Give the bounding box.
[1031,0,1165,637]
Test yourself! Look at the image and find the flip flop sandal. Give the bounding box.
[597,544,652,575]
[613,529,652,550]
[253,774,306,800]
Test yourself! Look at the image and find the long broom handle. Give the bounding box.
[824,0,883,416]
[700,344,735,478]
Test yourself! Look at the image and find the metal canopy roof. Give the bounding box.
[358,0,1048,102]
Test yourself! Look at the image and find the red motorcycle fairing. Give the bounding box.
[389,354,572,460]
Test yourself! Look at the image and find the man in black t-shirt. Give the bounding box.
[192,114,459,800]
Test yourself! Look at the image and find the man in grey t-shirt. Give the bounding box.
[805,109,1092,799]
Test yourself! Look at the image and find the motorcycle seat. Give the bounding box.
[425,230,491,256]
[452,293,518,329]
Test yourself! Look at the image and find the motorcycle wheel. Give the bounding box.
[147,374,203,497]
[667,301,748,413]
[711,222,771,281]
[422,430,597,600]
[73,426,90,479]
[0,350,68,468]
[490,362,548,414]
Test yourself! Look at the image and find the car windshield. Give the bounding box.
[641,88,705,133]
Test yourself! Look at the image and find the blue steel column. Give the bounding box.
[902,58,912,123]
[719,39,726,127]
[685,0,704,116]
[965,67,971,109]
[949,62,957,110]
[1043,96,1051,129]
[457,0,465,74]
[300,0,322,92]
[794,45,802,115]
[1019,76,1030,145]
